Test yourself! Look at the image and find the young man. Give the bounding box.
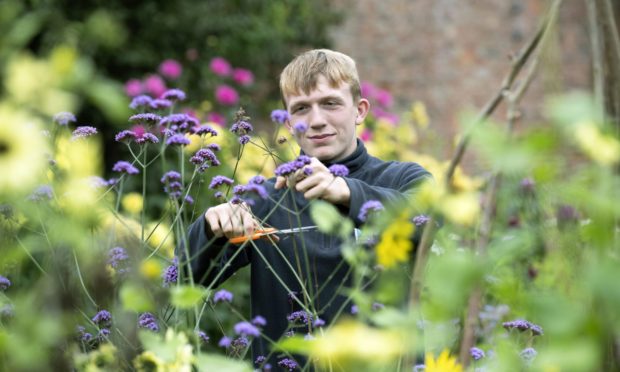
[185,49,431,368]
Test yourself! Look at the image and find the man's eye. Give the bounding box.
[293,106,307,113]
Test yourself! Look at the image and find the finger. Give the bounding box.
[205,208,224,237]
[275,176,287,189]
[241,210,257,235]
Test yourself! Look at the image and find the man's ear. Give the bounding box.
[355,98,370,125]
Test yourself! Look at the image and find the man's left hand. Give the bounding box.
[274,157,350,206]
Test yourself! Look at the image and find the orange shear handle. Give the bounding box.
[228,227,277,245]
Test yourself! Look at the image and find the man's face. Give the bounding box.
[284,75,369,162]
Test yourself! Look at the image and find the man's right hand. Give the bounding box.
[204,202,258,239]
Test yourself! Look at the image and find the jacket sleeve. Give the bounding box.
[344,162,432,226]
[179,216,252,288]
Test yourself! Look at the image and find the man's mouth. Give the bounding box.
[308,134,334,140]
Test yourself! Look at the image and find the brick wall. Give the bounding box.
[328,0,591,162]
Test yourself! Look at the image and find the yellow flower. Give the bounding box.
[140,259,163,281]
[309,320,405,365]
[122,192,144,215]
[133,350,165,372]
[410,101,430,129]
[376,215,415,268]
[425,350,463,372]
[0,105,48,195]
[439,191,480,227]
[574,122,620,166]
[55,133,102,179]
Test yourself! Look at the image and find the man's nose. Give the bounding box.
[308,106,326,127]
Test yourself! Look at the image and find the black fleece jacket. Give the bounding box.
[185,140,431,367]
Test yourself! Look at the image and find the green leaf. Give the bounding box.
[195,353,253,372]
[170,285,207,309]
[120,282,154,312]
[309,200,353,238]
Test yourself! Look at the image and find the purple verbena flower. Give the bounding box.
[129,95,154,110]
[138,312,159,332]
[112,161,139,175]
[196,330,210,343]
[520,347,537,361]
[350,305,358,315]
[328,164,349,177]
[115,130,137,143]
[255,355,266,365]
[71,126,98,140]
[192,124,218,137]
[0,275,11,291]
[234,321,260,337]
[92,310,112,326]
[218,336,232,348]
[238,135,251,144]
[230,120,253,135]
[277,358,298,371]
[96,328,111,342]
[470,347,485,361]
[313,318,325,327]
[166,134,191,146]
[184,195,194,204]
[287,311,312,325]
[53,112,76,126]
[358,200,384,222]
[135,133,160,144]
[208,143,221,152]
[270,109,290,124]
[372,302,385,311]
[213,289,233,303]
[190,148,219,167]
[129,113,162,125]
[209,176,234,190]
[293,122,308,133]
[108,247,129,274]
[150,99,173,110]
[252,315,267,327]
[161,89,186,102]
[28,185,54,202]
[232,336,249,349]
[162,258,178,287]
[161,171,182,184]
[249,175,265,185]
[412,214,430,227]
[502,319,543,336]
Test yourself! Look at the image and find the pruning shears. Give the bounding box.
[228,225,319,245]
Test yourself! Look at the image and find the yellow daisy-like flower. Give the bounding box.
[122,192,144,215]
[0,105,48,195]
[425,350,463,372]
[574,122,620,166]
[375,215,415,268]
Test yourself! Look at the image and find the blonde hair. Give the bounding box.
[279,49,361,106]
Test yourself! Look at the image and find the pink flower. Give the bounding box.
[375,88,393,108]
[215,85,239,106]
[210,57,232,76]
[360,128,373,142]
[144,75,167,98]
[125,79,143,97]
[361,81,376,100]
[158,59,182,80]
[131,125,146,137]
[207,112,226,126]
[232,68,254,86]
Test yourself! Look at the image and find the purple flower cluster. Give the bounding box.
[313,318,325,327]
[129,113,162,125]
[277,358,298,371]
[150,99,172,110]
[77,325,93,343]
[115,130,159,145]
[209,175,234,190]
[162,258,178,287]
[412,214,430,227]
[71,126,98,140]
[137,133,159,144]
[232,336,249,349]
[293,122,308,133]
[92,310,112,327]
[470,347,485,361]
[190,148,221,172]
[161,89,186,102]
[129,95,153,110]
[230,120,253,145]
[270,109,290,124]
[213,289,233,303]
[191,124,218,137]
[160,113,199,132]
[160,170,185,199]
[218,336,232,348]
[358,200,384,222]
[28,185,54,202]
[97,328,111,342]
[165,133,191,146]
[255,355,266,365]
[112,161,139,175]
[328,164,349,177]
[196,330,210,343]
[274,155,312,177]
[53,111,76,126]
[138,312,159,332]
[234,321,260,337]
[108,247,130,275]
[502,319,543,336]
[0,275,11,291]
[287,310,313,325]
[520,347,537,361]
